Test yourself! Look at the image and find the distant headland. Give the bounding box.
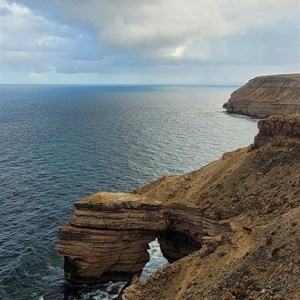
[223,74,300,118]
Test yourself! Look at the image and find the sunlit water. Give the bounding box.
[0,85,258,299]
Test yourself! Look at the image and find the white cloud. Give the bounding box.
[1,0,30,16]
[169,46,186,58]
[30,71,44,78]
[0,0,102,75]
[45,0,232,59]
[0,1,61,58]
[42,0,299,61]
[98,0,233,48]
[1,0,299,83]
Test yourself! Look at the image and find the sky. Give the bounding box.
[0,0,299,84]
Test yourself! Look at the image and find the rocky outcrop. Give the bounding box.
[223,74,300,118]
[254,113,300,148]
[57,114,300,299]
[56,192,230,284]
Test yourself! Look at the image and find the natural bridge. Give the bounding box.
[56,192,231,284]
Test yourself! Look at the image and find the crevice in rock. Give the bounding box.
[158,231,202,263]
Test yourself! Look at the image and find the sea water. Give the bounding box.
[0,84,258,299]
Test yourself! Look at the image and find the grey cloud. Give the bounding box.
[1,0,299,83]
[0,0,103,74]
[24,0,299,61]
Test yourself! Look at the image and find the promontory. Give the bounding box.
[57,114,300,300]
[223,74,300,118]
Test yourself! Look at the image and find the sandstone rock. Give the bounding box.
[254,114,300,148]
[292,255,300,265]
[56,193,230,284]
[57,224,155,284]
[223,74,300,118]
[57,114,300,299]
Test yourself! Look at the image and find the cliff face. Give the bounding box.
[57,114,300,300]
[56,193,231,284]
[223,75,300,118]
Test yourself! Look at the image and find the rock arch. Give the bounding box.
[57,192,230,284]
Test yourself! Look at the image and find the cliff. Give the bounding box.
[57,114,300,299]
[223,74,300,118]
[57,194,230,284]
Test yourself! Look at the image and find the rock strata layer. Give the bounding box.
[56,192,230,284]
[57,114,300,299]
[223,74,300,118]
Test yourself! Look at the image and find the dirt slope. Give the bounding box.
[123,114,300,300]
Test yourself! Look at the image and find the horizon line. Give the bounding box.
[0,83,242,86]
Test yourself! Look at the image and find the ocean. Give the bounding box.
[0,84,258,299]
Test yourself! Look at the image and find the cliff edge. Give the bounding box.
[223,74,300,118]
[57,114,300,300]
[124,114,300,300]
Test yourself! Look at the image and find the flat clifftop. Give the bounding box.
[223,74,300,118]
[57,114,300,299]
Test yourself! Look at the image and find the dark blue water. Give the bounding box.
[0,84,258,299]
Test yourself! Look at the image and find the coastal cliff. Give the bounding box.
[223,74,300,118]
[57,114,300,299]
[57,194,230,284]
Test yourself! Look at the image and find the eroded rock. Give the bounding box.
[254,113,300,148]
[56,193,230,284]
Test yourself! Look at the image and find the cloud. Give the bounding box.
[31,0,231,60]
[219,0,299,31]
[98,1,232,49]
[30,0,299,61]
[0,0,102,74]
[30,71,44,78]
[1,0,299,83]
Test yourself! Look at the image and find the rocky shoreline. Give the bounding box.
[223,74,300,118]
[57,114,300,299]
